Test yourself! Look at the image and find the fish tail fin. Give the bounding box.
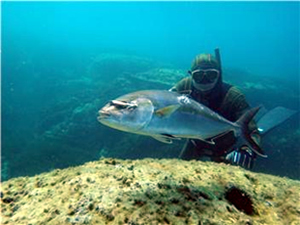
[236,106,267,158]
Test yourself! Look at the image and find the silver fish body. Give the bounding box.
[98,90,266,157]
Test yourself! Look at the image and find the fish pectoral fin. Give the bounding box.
[152,134,179,144]
[154,105,180,118]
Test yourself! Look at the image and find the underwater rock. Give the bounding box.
[86,53,158,80]
[130,68,186,86]
[1,158,299,224]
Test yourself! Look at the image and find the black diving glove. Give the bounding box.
[225,147,256,169]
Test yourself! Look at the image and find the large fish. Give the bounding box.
[98,90,267,157]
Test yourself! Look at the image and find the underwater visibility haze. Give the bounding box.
[2,1,300,182]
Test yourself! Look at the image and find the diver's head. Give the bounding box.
[190,54,221,92]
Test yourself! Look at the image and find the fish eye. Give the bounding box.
[109,100,135,110]
[127,101,138,110]
[127,104,137,111]
[115,104,127,110]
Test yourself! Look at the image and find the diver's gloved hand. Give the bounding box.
[225,147,256,169]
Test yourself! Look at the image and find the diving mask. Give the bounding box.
[191,69,220,84]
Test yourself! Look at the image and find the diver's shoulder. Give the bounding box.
[227,85,245,96]
[177,77,192,84]
[222,84,247,106]
[175,77,192,91]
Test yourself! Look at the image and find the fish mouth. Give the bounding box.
[98,110,110,120]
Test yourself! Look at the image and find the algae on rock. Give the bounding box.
[1,158,299,225]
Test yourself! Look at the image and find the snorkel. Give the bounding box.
[214,47,222,75]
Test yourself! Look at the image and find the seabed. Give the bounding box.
[1,158,300,224]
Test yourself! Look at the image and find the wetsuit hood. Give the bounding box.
[190,53,224,110]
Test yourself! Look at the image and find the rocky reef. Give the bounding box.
[1,158,299,225]
[2,52,299,182]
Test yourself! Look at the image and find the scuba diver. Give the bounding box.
[169,48,261,169]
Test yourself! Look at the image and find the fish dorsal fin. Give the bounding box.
[154,105,180,118]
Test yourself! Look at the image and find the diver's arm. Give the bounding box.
[169,78,185,92]
[169,77,192,93]
[169,86,177,92]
